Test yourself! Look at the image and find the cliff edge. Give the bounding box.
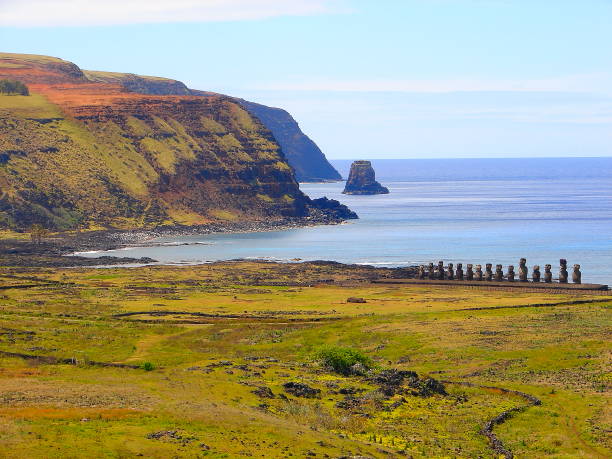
[0,52,354,231]
[80,71,341,183]
[237,100,341,182]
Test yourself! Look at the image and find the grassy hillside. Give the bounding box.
[0,262,609,457]
[0,52,331,231]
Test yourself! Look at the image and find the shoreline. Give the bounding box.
[0,216,352,268]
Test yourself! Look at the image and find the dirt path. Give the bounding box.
[558,398,609,459]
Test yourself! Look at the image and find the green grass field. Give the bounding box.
[0,262,609,458]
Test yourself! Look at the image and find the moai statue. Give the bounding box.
[494,264,503,281]
[559,259,568,283]
[485,263,493,281]
[466,264,474,281]
[475,264,483,281]
[456,263,464,281]
[428,263,435,280]
[418,265,426,280]
[518,258,528,282]
[437,261,445,280]
[507,265,515,282]
[447,263,454,280]
[532,265,541,282]
[544,264,552,283]
[572,264,582,284]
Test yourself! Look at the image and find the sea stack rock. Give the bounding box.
[342,160,389,195]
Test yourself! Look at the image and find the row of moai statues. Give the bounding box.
[417,258,581,284]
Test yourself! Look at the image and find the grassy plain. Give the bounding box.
[0,261,609,458]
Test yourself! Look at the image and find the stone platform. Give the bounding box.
[372,278,609,292]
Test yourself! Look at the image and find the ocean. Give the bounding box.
[78,158,612,284]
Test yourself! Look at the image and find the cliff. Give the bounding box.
[343,160,389,195]
[80,73,341,183]
[0,52,354,231]
[237,101,341,182]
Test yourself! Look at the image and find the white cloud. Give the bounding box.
[0,0,343,27]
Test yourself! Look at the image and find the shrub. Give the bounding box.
[314,346,373,376]
[141,362,155,371]
[0,79,29,96]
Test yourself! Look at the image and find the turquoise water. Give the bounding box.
[79,158,612,284]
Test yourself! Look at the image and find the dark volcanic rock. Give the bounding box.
[342,161,389,195]
[409,377,448,397]
[308,197,358,220]
[252,386,275,399]
[346,297,366,303]
[282,382,321,398]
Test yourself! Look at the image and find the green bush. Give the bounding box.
[141,362,155,371]
[0,79,29,96]
[314,346,373,375]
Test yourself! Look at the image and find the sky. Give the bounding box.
[1,0,611,159]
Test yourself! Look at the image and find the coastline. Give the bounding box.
[0,216,352,268]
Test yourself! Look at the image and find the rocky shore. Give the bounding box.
[0,213,355,268]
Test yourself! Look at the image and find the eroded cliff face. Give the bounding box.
[0,52,353,230]
[237,101,341,182]
[79,72,342,183]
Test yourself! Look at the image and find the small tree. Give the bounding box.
[30,224,49,243]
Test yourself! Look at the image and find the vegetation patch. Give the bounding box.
[0,79,29,96]
[315,345,374,376]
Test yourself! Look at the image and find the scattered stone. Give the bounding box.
[370,369,417,388]
[409,377,447,397]
[146,430,197,444]
[207,360,233,368]
[336,396,362,410]
[369,369,447,398]
[338,386,362,395]
[347,297,366,303]
[282,382,321,398]
[349,363,368,376]
[252,386,275,399]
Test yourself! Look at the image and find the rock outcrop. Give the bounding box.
[0,52,356,231]
[342,161,389,195]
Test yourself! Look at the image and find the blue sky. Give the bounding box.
[2,0,611,159]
